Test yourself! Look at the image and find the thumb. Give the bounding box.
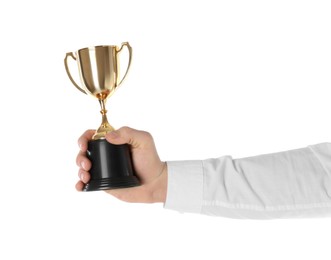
[105,126,153,148]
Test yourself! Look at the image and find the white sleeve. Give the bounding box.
[164,142,331,219]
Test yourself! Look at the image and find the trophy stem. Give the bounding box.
[92,99,115,140]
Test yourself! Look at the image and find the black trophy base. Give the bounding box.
[83,139,141,192]
[83,176,141,191]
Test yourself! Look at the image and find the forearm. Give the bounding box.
[164,142,331,219]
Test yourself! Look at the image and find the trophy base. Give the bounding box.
[84,139,141,192]
[83,175,141,191]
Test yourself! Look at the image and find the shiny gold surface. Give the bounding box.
[64,42,132,140]
[93,100,115,140]
[64,52,87,94]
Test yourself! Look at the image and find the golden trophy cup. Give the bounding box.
[64,42,140,191]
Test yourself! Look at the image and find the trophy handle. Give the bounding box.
[64,52,86,94]
[117,42,132,86]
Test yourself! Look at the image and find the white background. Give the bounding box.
[0,0,331,259]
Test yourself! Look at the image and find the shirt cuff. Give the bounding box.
[164,160,204,214]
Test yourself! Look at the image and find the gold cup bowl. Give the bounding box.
[65,42,132,140]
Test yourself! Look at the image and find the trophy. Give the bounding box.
[64,42,141,191]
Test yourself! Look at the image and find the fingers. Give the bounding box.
[105,126,154,149]
[78,168,91,183]
[77,129,94,171]
[76,169,91,191]
[75,130,94,192]
[77,129,95,152]
[76,150,91,171]
[76,130,92,192]
[75,151,91,191]
[75,181,85,191]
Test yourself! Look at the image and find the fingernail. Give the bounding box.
[81,161,87,171]
[79,171,84,182]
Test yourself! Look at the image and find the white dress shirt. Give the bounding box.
[164,142,331,219]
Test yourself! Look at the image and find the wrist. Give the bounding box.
[151,162,168,203]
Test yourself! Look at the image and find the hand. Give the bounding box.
[76,127,167,203]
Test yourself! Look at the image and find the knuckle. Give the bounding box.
[143,131,152,139]
[120,126,132,135]
[84,129,95,136]
[78,129,95,143]
[76,155,81,167]
[76,152,86,167]
[141,131,154,144]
